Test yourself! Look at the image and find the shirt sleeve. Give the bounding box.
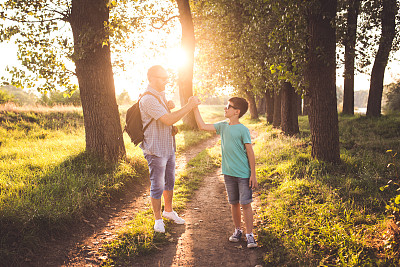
[140,95,168,120]
[242,126,252,144]
[213,121,225,135]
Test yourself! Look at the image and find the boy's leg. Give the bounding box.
[241,203,253,234]
[224,175,241,229]
[231,203,242,229]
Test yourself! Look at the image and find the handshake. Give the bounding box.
[188,96,201,108]
[167,96,201,110]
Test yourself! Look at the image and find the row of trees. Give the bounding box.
[192,0,399,162]
[0,0,398,163]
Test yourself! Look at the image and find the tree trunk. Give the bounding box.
[281,82,300,135]
[306,0,340,163]
[273,90,281,128]
[257,94,266,115]
[245,90,259,120]
[303,94,311,116]
[342,0,360,115]
[176,0,197,128]
[366,0,397,117]
[297,93,303,115]
[69,0,125,162]
[265,91,274,124]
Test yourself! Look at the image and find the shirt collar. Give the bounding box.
[147,85,165,98]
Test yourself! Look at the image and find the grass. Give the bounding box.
[0,104,225,265]
[254,113,400,266]
[5,103,399,265]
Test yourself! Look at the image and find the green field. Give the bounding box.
[2,105,400,265]
[0,105,224,264]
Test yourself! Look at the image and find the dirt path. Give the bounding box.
[131,164,264,267]
[32,134,264,266]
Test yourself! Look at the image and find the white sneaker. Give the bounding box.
[154,219,165,233]
[162,210,185,224]
[246,233,258,248]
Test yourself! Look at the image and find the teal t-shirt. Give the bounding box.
[214,121,252,178]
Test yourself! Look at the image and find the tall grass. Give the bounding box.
[255,114,400,266]
[0,105,226,265]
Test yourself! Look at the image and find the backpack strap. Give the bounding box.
[139,91,170,132]
[140,91,170,112]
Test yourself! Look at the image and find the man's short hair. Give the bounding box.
[147,65,165,80]
[229,97,248,118]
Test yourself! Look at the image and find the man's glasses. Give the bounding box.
[226,104,239,110]
[153,75,169,81]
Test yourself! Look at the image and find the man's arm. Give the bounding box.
[158,96,200,126]
[245,143,258,189]
[193,107,216,131]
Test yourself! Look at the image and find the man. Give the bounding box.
[139,65,200,233]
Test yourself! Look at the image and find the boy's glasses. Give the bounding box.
[226,104,239,110]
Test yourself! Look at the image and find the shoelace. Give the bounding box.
[247,235,255,243]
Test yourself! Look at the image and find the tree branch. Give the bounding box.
[150,15,179,29]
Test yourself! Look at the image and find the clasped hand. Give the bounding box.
[188,96,201,107]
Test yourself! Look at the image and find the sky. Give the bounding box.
[1,40,399,100]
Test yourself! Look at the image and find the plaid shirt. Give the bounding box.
[139,86,176,157]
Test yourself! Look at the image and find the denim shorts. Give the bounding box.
[144,153,176,199]
[224,175,253,205]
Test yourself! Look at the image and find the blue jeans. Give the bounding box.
[224,175,253,205]
[144,153,176,199]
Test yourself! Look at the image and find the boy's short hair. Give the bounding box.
[229,97,248,118]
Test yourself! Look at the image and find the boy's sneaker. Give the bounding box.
[246,233,258,248]
[154,219,165,233]
[162,210,185,224]
[229,229,243,242]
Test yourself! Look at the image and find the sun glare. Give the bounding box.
[166,47,189,70]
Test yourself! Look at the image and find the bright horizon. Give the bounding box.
[1,40,399,101]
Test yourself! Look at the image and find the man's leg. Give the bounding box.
[144,154,167,232]
[163,190,173,213]
[151,197,162,220]
[163,154,175,213]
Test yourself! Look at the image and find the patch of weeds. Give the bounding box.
[104,213,167,266]
[254,114,400,265]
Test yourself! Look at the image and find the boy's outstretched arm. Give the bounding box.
[245,143,258,189]
[193,107,216,131]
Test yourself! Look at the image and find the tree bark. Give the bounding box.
[281,82,300,135]
[366,0,397,117]
[306,0,340,163]
[265,91,274,124]
[176,0,197,128]
[273,90,281,128]
[69,0,125,162]
[245,90,259,120]
[297,92,303,115]
[257,94,266,115]
[342,0,360,115]
[303,94,311,116]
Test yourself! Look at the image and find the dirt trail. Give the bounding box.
[131,162,264,267]
[32,134,264,266]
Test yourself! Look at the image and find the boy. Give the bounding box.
[193,97,258,248]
